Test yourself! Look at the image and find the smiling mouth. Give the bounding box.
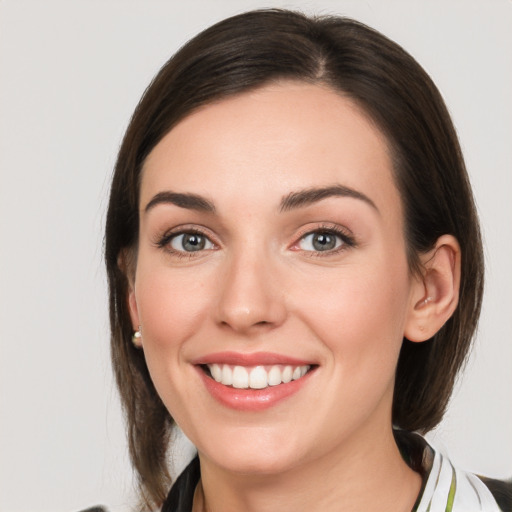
[202,363,313,390]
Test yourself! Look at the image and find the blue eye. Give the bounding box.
[298,231,344,252]
[169,232,214,252]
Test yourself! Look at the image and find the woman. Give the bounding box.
[104,9,510,512]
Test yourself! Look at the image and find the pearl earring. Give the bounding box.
[132,327,142,348]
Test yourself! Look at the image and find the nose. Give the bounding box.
[215,250,287,334]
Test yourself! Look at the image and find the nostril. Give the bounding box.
[219,319,270,330]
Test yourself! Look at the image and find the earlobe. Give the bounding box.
[404,234,461,342]
[128,286,143,348]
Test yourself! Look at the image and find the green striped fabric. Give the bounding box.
[401,431,503,512]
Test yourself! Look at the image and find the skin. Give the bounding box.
[127,82,460,512]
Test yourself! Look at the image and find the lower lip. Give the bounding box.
[196,366,313,411]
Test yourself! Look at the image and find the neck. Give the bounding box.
[193,426,422,512]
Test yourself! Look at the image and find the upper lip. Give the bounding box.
[191,351,314,367]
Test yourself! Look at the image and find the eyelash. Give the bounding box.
[154,224,356,258]
[293,224,356,257]
[155,226,216,259]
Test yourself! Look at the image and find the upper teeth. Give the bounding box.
[207,364,310,389]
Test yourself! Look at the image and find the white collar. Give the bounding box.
[415,438,501,512]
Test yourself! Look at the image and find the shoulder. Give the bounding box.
[395,429,511,512]
[479,476,512,512]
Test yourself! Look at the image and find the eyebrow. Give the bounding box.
[279,185,379,213]
[144,191,216,213]
[144,184,378,215]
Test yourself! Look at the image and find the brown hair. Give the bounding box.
[105,9,484,508]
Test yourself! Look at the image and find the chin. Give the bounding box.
[208,449,302,476]
[195,426,306,475]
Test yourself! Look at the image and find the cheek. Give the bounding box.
[133,260,216,406]
[136,264,212,346]
[292,256,411,370]
[133,265,217,428]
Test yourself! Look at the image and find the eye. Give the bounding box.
[296,227,356,254]
[169,232,214,252]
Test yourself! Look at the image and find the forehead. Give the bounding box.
[141,81,400,217]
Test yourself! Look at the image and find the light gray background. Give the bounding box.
[0,1,511,511]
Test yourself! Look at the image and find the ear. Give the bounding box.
[404,234,461,342]
[118,251,141,334]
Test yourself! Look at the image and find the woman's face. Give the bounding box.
[129,82,423,474]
